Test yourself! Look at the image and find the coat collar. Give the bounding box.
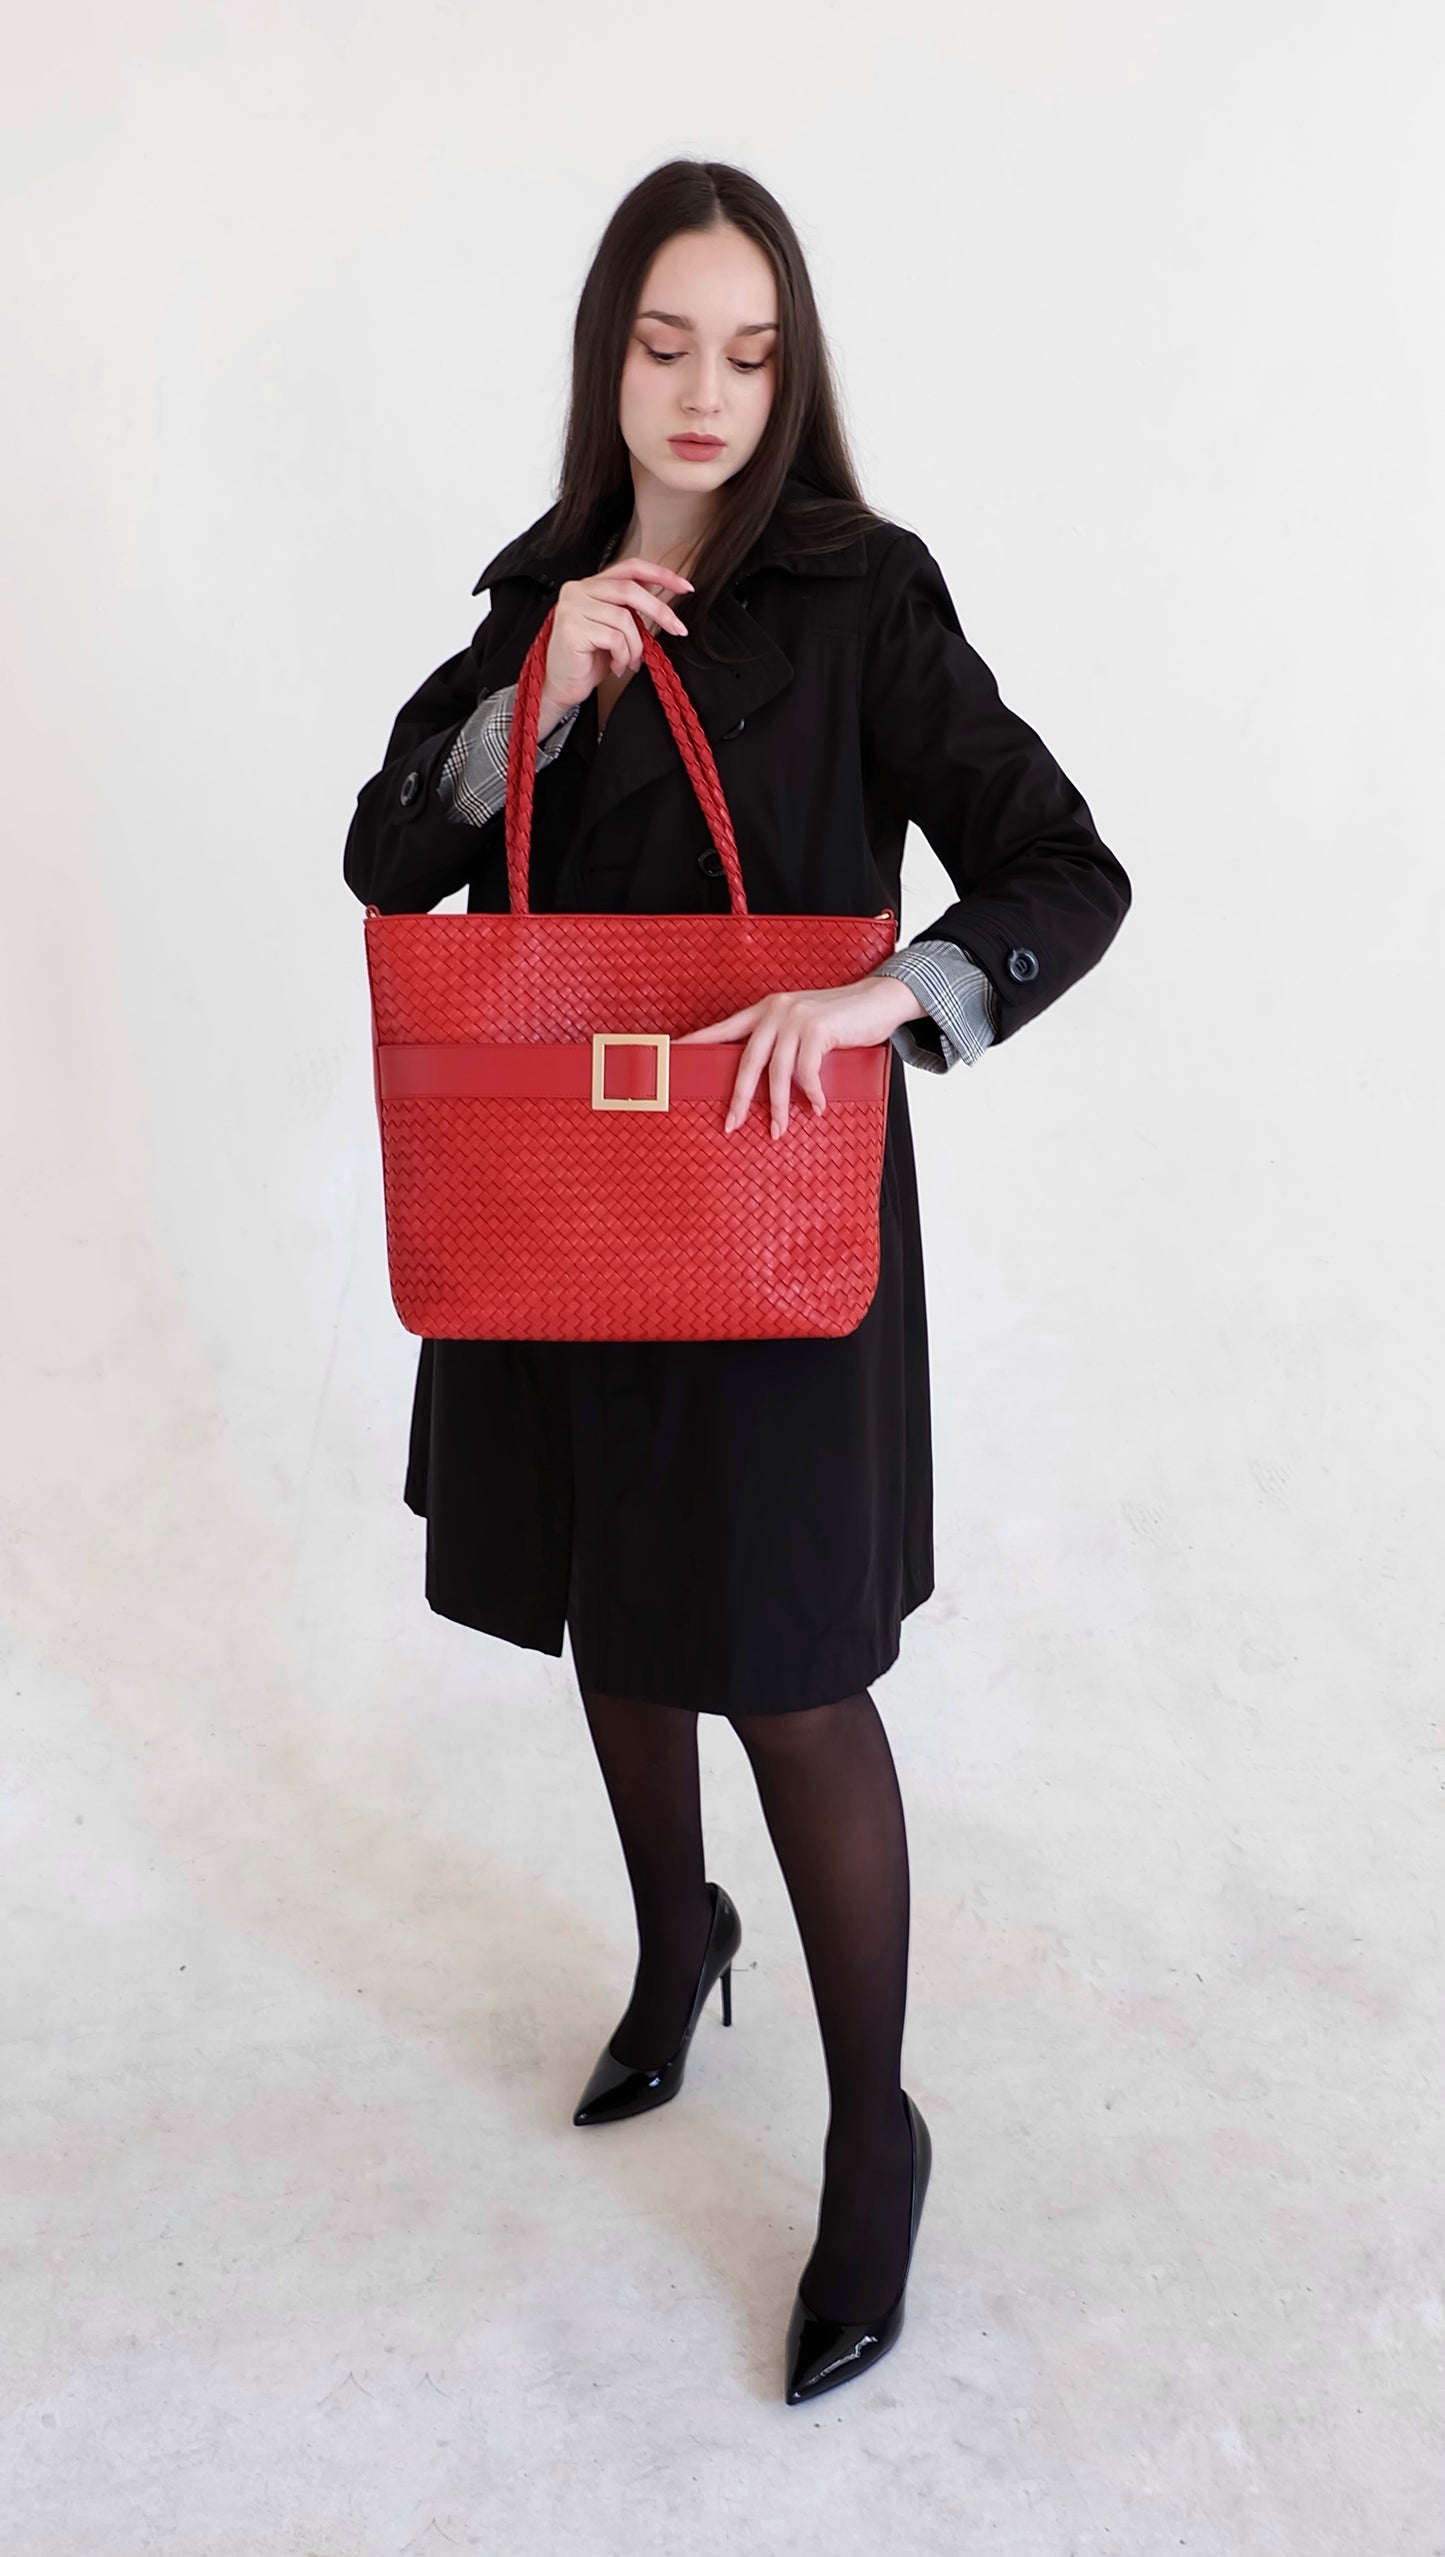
[470,473,870,854]
[470,470,870,597]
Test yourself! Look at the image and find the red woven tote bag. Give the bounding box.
[362,603,898,1341]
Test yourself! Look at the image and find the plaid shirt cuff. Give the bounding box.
[871,939,999,1072]
[437,679,580,826]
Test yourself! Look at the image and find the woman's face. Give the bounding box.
[618,222,779,504]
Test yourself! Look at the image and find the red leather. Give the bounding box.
[377,1038,888,1106]
[363,605,897,1341]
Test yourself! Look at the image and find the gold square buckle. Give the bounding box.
[591,1030,670,1111]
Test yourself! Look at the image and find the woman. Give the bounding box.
[343,159,1131,2405]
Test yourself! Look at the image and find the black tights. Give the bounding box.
[578,1683,914,2325]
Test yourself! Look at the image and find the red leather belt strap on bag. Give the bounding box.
[377,1038,888,1107]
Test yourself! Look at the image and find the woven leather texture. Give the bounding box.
[373,1085,889,1340]
[365,909,898,1046]
[362,608,898,1342]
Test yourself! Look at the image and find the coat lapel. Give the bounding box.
[570,590,795,844]
[470,476,869,850]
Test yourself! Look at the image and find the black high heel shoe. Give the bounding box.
[783,2089,932,2405]
[572,1880,742,2127]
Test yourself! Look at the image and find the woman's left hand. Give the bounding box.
[675,973,928,1138]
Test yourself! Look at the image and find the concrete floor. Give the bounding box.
[4,1458,1442,2556]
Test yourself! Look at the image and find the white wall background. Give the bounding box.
[3,4,1443,2549]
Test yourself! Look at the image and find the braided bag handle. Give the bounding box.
[504,604,749,917]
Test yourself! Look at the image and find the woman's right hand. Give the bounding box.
[538,556,694,730]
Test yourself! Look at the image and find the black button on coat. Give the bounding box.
[342,473,1132,1714]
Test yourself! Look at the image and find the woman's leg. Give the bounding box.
[729,1689,915,2326]
[577,1685,716,2073]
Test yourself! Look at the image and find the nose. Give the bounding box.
[682,355,724,418]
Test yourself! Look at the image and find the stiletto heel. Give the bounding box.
[783,2089,932,2405]
[572,1880,743,2127]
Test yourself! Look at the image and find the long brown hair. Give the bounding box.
[542,160,886,656]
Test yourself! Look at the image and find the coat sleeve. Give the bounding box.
[341,584,577,913]
[858,528,1132,1044]
[342,634,492,914]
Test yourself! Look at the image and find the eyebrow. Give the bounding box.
[637,309,779,336]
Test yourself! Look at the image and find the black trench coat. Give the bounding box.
[343,472,1131,1714]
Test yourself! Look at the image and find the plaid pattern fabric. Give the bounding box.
[436,682,998,1072]
[869,940,998,1071]
[437,682,580,825]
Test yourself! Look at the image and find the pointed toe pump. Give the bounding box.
[783,2090,933,2406]
[572,1880,742,2127]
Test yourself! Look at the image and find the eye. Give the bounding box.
[642,345,771,373]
